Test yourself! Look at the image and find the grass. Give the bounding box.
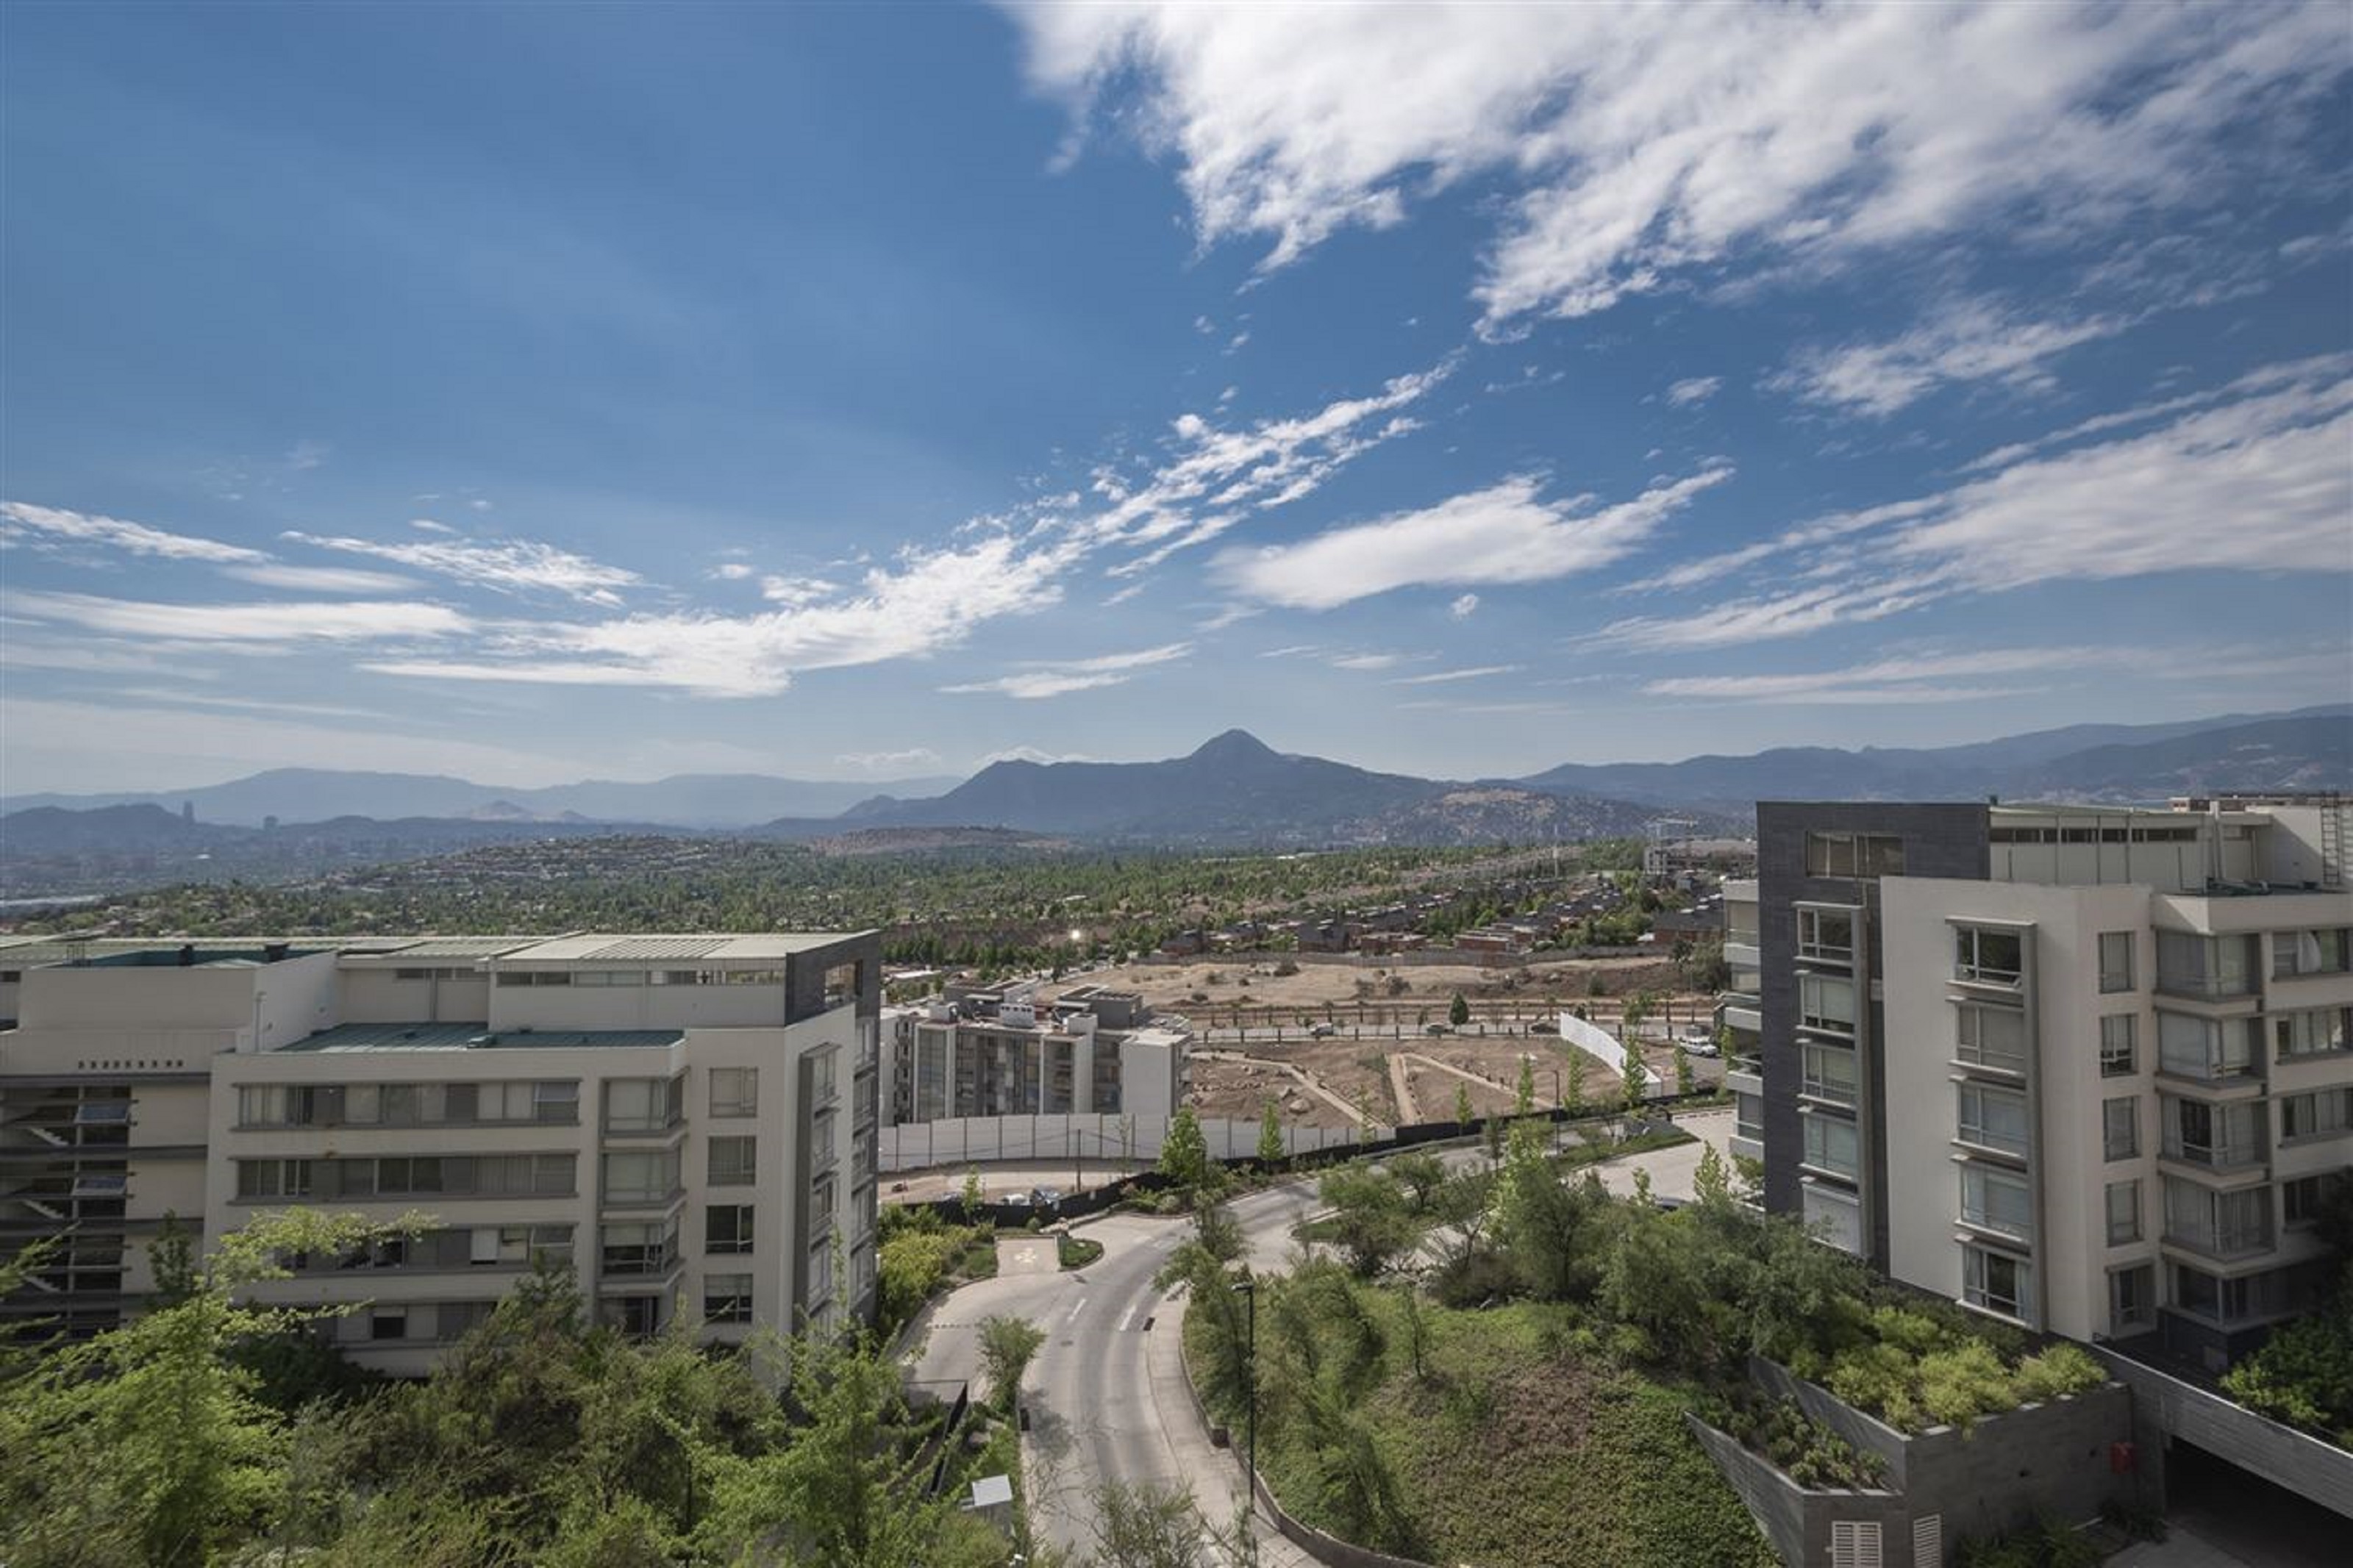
[1059,1234,1104,1270]
[1194,1292,1775,1568]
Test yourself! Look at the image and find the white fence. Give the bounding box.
[877,1111,1371,1173]
[1558,1012,1661,1089]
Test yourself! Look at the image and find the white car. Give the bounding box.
[1679,1028,1721,1057]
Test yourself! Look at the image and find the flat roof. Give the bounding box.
[336,937,553,966]
[279,1021,685,1053]
[495,932,872,964]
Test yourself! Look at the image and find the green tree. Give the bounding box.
[1692,1143,1732,1208]
[1452,1079,1475,1127]
[1258,1100,1286,1166]
[1621,1047,1646,1111]
[1315,1166,1418,1278]
[1674,1043,1695,1098]
[1514,1054,1536,1115]
[1160,1106,1212,1193]
[976,1315,1047,1414]
[959,1167,984,1222]
[1564,1048,1588,1114]
[1389,1151,1446,1212]
[1448,990,1471,1027]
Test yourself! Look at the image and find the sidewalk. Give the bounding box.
[1146,1298,1329,1568]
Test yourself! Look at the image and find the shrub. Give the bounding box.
[2013,1344,2104,1404]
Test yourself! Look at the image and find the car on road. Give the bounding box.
[1679,1026,1720,1056]
[1310,1023,1337,1037]
[1424,1022,1450,1035]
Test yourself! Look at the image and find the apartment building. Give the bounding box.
[0,930,881,1374]
[1742,796,2351,1370]
[882,981,1188,1126]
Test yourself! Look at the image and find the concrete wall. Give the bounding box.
[875,1111,1366,1173]
[1685,1414,1907,1568]
[2093,1347,2353,1522]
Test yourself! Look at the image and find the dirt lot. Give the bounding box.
[1087,954,1690,1018]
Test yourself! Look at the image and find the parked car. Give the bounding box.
[1424,1022,1450,1036]
[1310,1023,1337,1038]
[1679,1026,1720,1057]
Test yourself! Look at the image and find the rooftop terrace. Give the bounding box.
[279,1021,685,1053]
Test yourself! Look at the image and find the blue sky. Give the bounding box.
[4,1,2350,795]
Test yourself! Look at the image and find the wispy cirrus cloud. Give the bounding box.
[9,590,471,645]
[940,640,1191,700]
[1664,376,1722,409]
[1218,468,1729,611]
[220,563,421,594]
[1,501,267,564]
[1771,299,2131,418]
[1013,3,2349,332]
[1389,665,1523,686]
[1643,642,2353,704]
[282,529,644,607]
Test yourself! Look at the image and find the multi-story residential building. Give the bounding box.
[0,931,881,1374]
[1747,796,2351,1370]
[882,981,1187,1126]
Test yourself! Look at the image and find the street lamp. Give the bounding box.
[1231,1277,1258,1503]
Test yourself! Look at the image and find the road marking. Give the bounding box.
[1116,1301,1140,1333]
[1066,1297,1088,1324]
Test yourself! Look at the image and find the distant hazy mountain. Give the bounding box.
[1513,706,2350,809]
[835,729,1703,845]
[3,767,963,828]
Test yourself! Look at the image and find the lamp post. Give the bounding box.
[1232,1277,1258,1506]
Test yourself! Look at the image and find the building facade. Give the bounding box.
[881,981,1187,1128]
[0,931,881,1374]
[1746,797,2351,1369]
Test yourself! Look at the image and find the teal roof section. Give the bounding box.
[280,1022,684,1053]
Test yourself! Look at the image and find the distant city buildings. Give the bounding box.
[882,981,1188,1125]
[0,930,881,1372]
[1729,795,2352,1371]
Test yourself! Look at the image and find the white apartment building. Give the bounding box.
[1747,797,2350,1371]
[881,981,1188,1128]
[0,931,881,1375]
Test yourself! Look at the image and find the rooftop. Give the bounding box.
[492,932,872,964]
[279,1021,685,1053]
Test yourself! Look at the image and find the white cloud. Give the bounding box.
[1601,358,2353,650]
[219,563,422,594]
[835,747,945,775]
[1774,300,2130,418]
[1390,665,1522,686]
[410,518,458,534]
[979,745,1093,766]
[1,501,267,563]
[1664,376,1722,408]
[1642,642,2350,704]
[1449,593,1479,618]
[710,562,757,581]
[1218,468,1729,610]
[7,590,471,646]
[283,530,644,606]
[940,641,1191,700]
[1013,4,2349,330]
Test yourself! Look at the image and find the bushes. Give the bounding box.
[1955,1514,2104,1568]
[2221,1266,2353,1447]
[876,1206,995,1339]
[1704,1390,1889,1491]
[1810,1308,2103,1433]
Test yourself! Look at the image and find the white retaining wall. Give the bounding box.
[1558,1012,1661,1088]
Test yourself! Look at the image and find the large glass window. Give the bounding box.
[601,1149,681,1204]
[2099,1014,2138,1077]
[1956,1082,2029,1156]
[704,1273,754,1325]
[1796,907,1855,963]
[2273,928,2352,978]
[1962,1245,2030,1320]
[2102,1098,2138,1161]
[2157,1012,2259,1081]
[604,1075,683,1134]
[2276,1007,2352,1061]
[1804,833,1905,878]
[708,1136,757,1186]
[2163,1096,2263,1168]
[2106,1179,2141,1244]
[1956,1003,2027,1073]
[599,1219,678,1276]
[2284,1172,2347,1226]
[2156,931,2260,998]
[1800,1042,1858,1105]
[705,1203,755,1255]
[2163,1177,2269,1256]
[2098,931,2137,993]
[710,1067,758,1118]
[1802,1113,1859,1178]
[1954,926,2024,986]
[1798,973,1856,1034]
[2280,1087,2353,1142]
[1959,1165,2032,1239]
[2110,1265,2154,1334]
[1734,1092,1765,1141]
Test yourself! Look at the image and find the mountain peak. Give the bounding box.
[1190,728,1278,764]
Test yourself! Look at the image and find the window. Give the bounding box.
[2157,1012,2260,1081]
[1802,1112,1859,1178]
[1962,1245,2030,1320]
[810,1108,838,1172]
[2098,931,2136,993]
[2102,1098,2138,1161]
[604,1075,683,1133]
[235,1159,313,1200]
[603,1295,662,1338]
[599,1220,677,1276]
[706,1203,755,1255]
[1959,1165,2033,1239]
[2164,1177,2269,1256]
[533,1081,580,1123]
[1798,973,1857,1034]
[1734,1092,1765,1141]
[710,1067,758,1118]
[601,1149,681,1204]
[708,1136,757,1186]
[2280,1087,2353,1142]
[2163,1096,2263,1169]
[2110,1265,2154,1334]
[1804,831,1905,878]
[2284,1173,2347,1226]
[370,1306,410,1342]
[704,1272,754,1325]
[2099,1014,2138,1077]
[490,1224,573,1267]
[1800,1042,1858,1105]
[1956,1082,2029,1156]
[2106,1180,2141,1245]
[823,961,860,1009]
[1956,1003,2027,1073]
[1796,906,1855,963]
[2273,928,2351,978]
[2156,931,2259,998]
[2276,1007,2353,1060]
[1954,926,2024,986]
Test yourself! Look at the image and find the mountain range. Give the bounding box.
[4,706,2346,898]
